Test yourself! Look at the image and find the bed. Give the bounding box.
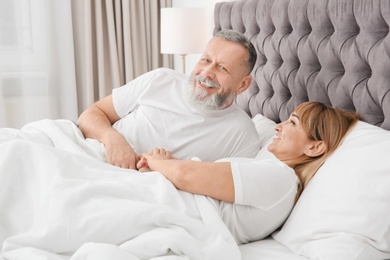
[214,0,390,259]
[1,0,390,259]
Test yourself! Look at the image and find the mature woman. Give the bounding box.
[138,102,359,244]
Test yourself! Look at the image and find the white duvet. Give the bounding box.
[0,119,240,260]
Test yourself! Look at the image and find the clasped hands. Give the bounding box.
[137,148,173,172]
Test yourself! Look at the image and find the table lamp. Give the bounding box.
[161,8,209,74]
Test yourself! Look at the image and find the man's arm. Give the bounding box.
[77,95,139,169]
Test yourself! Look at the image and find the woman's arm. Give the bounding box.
[141,149,235,202]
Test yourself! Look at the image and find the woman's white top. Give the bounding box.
[208,153,299,244]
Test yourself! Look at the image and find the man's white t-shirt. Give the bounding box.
[210,153,299,244]
[112,68,260,161]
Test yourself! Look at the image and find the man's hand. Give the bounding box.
[78,95,140,169]
[104,133,139,169]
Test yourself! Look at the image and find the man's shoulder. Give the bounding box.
[150,67,185,79]
[226,107,259,132]
[228,106,254,122]
[129,68,186,87]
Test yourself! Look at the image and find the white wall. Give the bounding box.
[171,0,231,74]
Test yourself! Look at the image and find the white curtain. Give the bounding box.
[0,0,78,128]
[0,0,173,128]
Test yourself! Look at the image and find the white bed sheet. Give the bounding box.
[240,237,309,260]
[0,119,240,260]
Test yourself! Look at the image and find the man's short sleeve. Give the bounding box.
[112,69,158,118]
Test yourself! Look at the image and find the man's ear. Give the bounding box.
[237,75,252,95]
[304,141,327,157]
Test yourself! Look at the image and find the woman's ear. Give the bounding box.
[304,141,327,157]
[237,75,252,95]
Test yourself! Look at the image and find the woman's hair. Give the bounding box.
[290,102,359,202]
[214,30,257,74]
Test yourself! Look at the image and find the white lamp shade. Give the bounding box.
[161,8,209,55]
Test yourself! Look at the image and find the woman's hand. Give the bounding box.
[136,156,151,172]
[147,148,174,160]
[136,148,174,172]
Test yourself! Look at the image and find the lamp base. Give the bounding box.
[180,54,187,74]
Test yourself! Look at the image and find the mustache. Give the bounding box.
[193,75,221,89]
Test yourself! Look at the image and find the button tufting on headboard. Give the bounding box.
[214,0,390,130]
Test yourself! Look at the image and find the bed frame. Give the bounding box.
[214,0,390,130]
[214,1,390,259]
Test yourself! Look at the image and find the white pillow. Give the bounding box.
[273,121,390,260]
[252,114,276,148]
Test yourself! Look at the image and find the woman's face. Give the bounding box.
[268,112,316,163]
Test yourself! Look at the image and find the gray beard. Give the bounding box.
[184,75,235,112]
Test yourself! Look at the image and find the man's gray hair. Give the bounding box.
[214,30,257,74]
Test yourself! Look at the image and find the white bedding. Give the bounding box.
[240,237,308,260]
[0,119,240,260]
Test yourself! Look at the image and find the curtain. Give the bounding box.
[0,0,78,128]
[71,0,173,113]
[0,0,172,128]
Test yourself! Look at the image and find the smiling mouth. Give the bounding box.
[199,81,214,88]
[273,135,281,141]
[194,75,221,89]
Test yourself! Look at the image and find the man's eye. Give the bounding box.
[219,65,227,72]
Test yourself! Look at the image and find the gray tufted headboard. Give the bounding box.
[214,0,390,130]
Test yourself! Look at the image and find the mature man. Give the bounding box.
[77,30,260,169]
